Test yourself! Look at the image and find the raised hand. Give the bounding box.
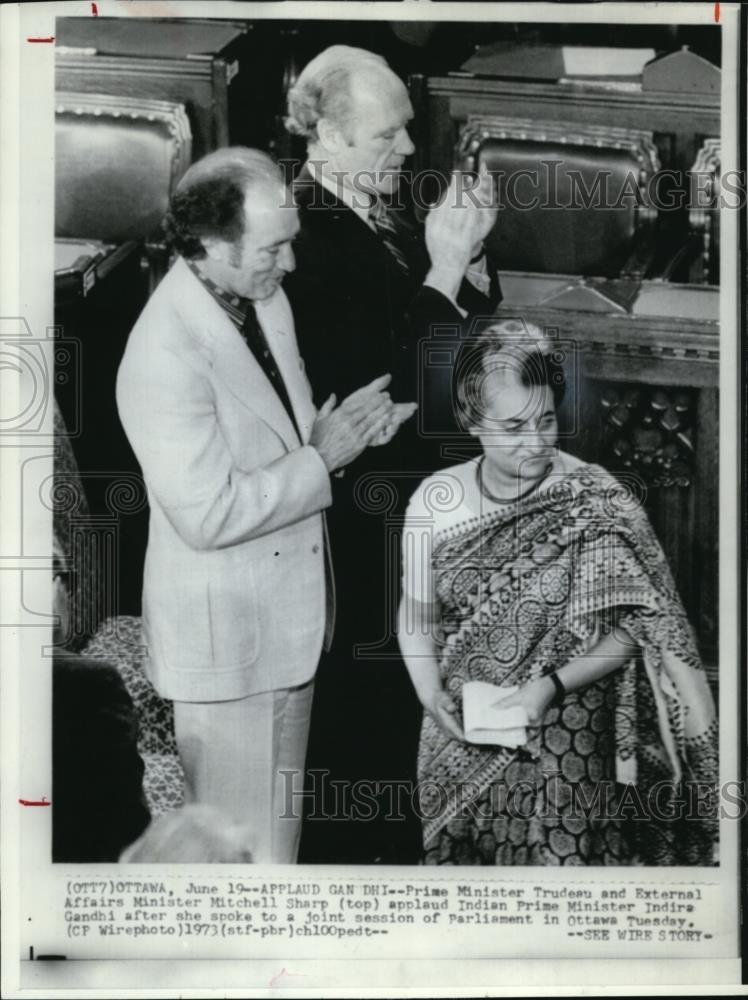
[424,172,477,281]
[423,169,497,299]
[469,165,499,247]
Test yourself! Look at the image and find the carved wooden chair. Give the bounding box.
[458,114,661,281]
[688,137,720,286]
[55,90,192,292]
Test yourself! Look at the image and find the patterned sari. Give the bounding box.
[418,462,718,866]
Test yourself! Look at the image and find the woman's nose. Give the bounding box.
[521,427,547,450]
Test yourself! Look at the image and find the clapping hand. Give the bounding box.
[311,374,394,472]
[370,401,418,446]
[424,168,497,297]
[424,172,478,277]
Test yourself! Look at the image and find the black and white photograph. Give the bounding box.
[0,1,744,995]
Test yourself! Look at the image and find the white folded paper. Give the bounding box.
[462,681,529,747]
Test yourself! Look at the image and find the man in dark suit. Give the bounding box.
[283,46,502,864]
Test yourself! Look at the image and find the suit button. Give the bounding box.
[312,544,320,554]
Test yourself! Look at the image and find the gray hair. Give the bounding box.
[286,45,387,141]
[455,321,566,429]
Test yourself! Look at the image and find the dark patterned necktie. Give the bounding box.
[240,304,301,442]
[369,197,410,274]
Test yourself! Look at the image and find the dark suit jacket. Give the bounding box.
[285,172,502,863]
[285,170,502,636]
[285,168,502,463]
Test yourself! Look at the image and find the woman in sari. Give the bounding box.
[398,321,718,866]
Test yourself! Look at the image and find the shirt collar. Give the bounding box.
[306,160,375,226]
[185,258,251,330]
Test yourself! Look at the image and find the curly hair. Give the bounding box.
[455,320,566,430]
[163,147,283,259]
[285,45,387,141]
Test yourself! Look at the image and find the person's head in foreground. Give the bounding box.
[456,318,564,498]
[119,805,254,864]
[163,147,298,302]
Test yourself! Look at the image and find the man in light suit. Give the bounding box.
[116,148,410,863]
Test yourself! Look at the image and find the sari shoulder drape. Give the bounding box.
[419,459,717,865]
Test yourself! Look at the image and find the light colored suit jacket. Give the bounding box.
[116,258,332,702]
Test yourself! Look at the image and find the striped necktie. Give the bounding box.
[240,304,301,442]
[369,197,410,274]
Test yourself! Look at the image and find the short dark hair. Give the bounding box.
[455,321,566,430]
[163,147,283,260]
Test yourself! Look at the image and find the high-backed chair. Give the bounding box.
[55,92,193,616]
[55,90,192,289]
[689,137,720,286]
[457,114,660,280]
[56,17,250,161]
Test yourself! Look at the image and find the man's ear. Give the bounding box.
[316,116,347,154]
[201,236,228,264]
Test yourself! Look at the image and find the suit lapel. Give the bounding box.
[173,260,303,452]
[294,169,415,292]
[255,290,316,444]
